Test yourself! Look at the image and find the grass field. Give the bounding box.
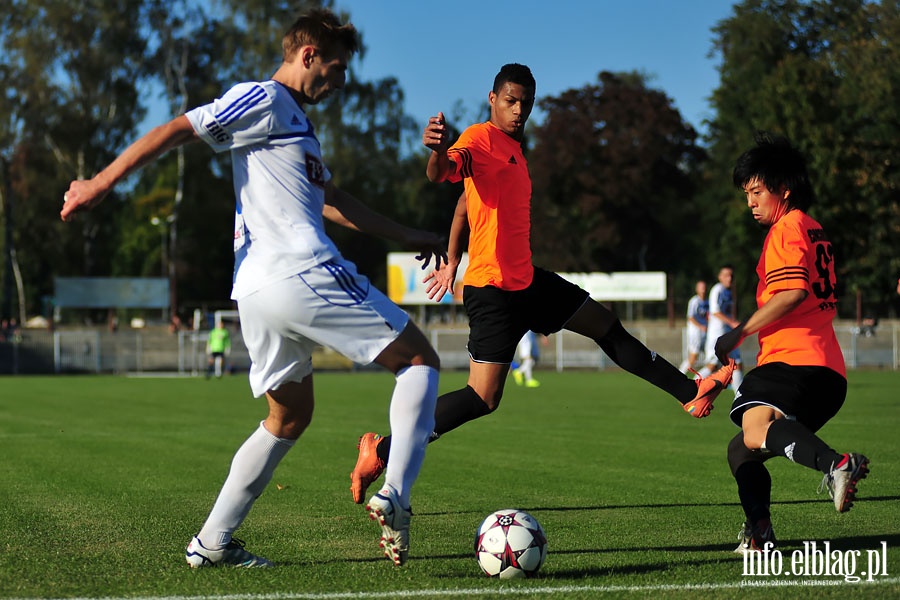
[0,369,897,599]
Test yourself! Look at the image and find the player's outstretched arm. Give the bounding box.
[323,182,447,270]
[61,116,198,222]
[423,192,468,302]
[423,112,455,183]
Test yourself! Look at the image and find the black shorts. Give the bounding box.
[463,266,590,363]
[729,362,847,430]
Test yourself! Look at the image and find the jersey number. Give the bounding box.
[812,242,835,300]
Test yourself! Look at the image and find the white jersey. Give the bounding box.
[186,80,340,300]
[686,294,708,330]
[685,294,708,354]
[707,282,734,340]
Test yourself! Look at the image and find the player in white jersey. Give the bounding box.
[700,266,743,389]
[679,280,708,374]
[61,9,445,568]
[512,330,541,388]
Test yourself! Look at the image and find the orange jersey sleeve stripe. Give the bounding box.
[448,147,474,178]
[765,266,809,285]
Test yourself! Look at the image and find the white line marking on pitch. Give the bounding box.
[26,576,900,600]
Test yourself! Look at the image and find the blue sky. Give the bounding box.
[335,0,738,138]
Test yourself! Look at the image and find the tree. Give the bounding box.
[529,71,707,278]
[705,0,900,318]
[0,0,150,321]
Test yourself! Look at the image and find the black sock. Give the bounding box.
[728,433,772,524]
[376,385,490,463]
[734,462,772,524]
[433,385,492,435]
[596,320,697,404]
[764,419,844,473]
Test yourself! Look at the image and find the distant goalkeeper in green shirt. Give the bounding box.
[206,321,232,379]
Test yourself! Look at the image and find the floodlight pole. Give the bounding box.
[150,216,167,277]
[151,214,176,321]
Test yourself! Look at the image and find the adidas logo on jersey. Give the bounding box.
[291,114,302,126]
[508,155,517,164]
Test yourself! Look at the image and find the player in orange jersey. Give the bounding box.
[349,63,734,504]
[716,133,869,552]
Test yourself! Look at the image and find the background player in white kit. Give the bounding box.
[512,330,541,388]
[680,280,708,374]
[699,266,744,390]
[61,9,444,568]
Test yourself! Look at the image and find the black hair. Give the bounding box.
[732,131,816,211]
[493,63,536,95]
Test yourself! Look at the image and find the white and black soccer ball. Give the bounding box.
[474,509,547,578]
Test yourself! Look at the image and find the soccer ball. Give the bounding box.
[474,509,547,578]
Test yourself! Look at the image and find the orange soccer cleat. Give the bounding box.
[350,432,386,504]
[683,360,735,418]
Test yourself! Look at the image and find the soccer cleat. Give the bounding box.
[734,518,777,553]
[366,488,411,566]
[185,536,273,568]
[819,453,870,513]
[683,360,735,418]
[525,378,540,388]
[512,370,524,385]
[350,432,386,504]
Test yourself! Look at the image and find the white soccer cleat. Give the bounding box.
[366,488,411,566]
[819,453,870,513]
[184,535,273,568]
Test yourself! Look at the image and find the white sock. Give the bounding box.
[197,421,295,548]
[383,365,438,508]
[731,367,744,390]
[519,357,535,381]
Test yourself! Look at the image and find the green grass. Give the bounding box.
[0,370,897,599]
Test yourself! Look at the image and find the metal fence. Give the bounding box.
[1,321,898,375]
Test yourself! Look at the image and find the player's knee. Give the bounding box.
[727,433,758,475]
[264,413,312,440]
[380,324,440,371]
[418,344,441,370]
[742,426,766,451]
[482,394,501,412]
[473,387,502,412]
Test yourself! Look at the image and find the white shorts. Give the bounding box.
[686,325,706,355]
[238,258,409,397]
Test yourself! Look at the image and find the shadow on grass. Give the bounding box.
[526,494,900,512]
[772,532,900,551]
[285,532,900,576]
[417,495,900,517]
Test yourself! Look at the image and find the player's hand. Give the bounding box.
[423,261,459,303]
[404,228,447,272]
[715,322,746,365]
[60,178,108,222]
[423,112,450,153]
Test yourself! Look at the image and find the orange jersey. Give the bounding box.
[447,122,534,290]
[755,210,845,376]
